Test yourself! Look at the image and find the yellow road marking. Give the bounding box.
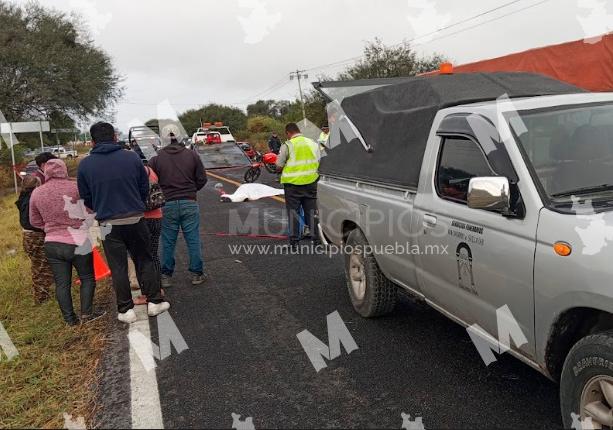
[206,170,286,203]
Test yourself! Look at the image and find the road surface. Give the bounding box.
[96,168,562,429]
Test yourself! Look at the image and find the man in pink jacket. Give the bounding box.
[29,159,102,325]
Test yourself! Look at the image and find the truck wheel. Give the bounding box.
[344,228,396,317]
[560,331,613,428]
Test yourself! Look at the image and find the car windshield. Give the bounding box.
[211,127,231,135]
[509,102,613,203]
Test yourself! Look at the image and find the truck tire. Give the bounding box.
[560,331,613,429]
[344,228,397,317]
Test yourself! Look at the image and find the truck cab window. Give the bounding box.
[436,137,494,203]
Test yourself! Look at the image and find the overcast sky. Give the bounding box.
[12,0,612,131]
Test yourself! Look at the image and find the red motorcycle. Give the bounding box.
[243,152,278,183]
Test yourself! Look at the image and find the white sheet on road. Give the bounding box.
[220,183,284,202]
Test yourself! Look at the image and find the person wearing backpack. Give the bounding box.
[77,122,170,324]
[132,165,165,304]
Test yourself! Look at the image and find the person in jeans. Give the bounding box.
[132,165,164,305]
[15,175,54,303]
[29,159,100,325]
[149,133,207,287]
[77,122,169,324]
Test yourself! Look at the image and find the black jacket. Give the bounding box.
[149,143,207,201]
[15,190,43,232]
[268,136,282,154]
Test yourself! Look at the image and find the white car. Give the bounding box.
[51,146,78,159]
[192,131,208,145]
[209,126,235,143]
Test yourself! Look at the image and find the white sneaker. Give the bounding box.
[117,308,137,324]
[147,301,170,317]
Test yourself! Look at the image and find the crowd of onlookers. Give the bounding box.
[15,122,208,326]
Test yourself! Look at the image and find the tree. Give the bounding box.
[0,1,121,122]
[338,38,447,81]
[246,99,291,119]
[178,104,247,135]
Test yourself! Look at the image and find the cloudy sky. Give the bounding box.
[12,0,612,131]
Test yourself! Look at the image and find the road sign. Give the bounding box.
[51,128,80,133]
[0,121,50,134]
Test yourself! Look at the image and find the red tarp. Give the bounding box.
[448,33,613,92]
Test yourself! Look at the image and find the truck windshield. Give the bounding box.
[510,102,613,203]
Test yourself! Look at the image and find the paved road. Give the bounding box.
[98,168,562,429]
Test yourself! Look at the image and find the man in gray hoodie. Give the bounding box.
[149,133,207,287]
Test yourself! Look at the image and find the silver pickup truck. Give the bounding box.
[315,73,613,427]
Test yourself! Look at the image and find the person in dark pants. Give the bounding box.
[275,123,321,248]
[149,133,207,288]
[29,159,101,325]
[15,175,55,304]
[268,132,282,154]
[77,122,170,324]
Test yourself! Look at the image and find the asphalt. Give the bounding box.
[97,168,563,429]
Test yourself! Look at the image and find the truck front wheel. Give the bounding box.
[344,228,396,318]
[560,331,613,428]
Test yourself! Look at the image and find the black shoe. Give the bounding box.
[66,318,80,327]
[81,310,107,324]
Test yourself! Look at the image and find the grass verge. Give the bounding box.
[0,194,113,428]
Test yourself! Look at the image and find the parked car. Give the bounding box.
[315,73,613,428]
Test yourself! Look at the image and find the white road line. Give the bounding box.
[129,292,164,429]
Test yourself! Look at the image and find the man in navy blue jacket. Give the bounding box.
[78,122,170,324]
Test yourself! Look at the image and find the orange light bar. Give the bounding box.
[553,242,572,257]
[440,62,454,75]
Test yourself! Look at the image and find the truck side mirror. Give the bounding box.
[467,176,510,214]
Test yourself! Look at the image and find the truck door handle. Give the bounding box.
[423,214,438,227]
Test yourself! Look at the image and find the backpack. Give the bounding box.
[145,166,165,211]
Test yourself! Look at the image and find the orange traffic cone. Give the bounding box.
[76,247,111,284]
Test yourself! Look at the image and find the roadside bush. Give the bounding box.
[0,165,14,191]
[247,116,284,135]
[0,145,26,166]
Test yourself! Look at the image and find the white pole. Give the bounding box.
[39,121,44,152]
[9,125,17,195]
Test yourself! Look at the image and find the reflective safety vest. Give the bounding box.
[280,134,320,185]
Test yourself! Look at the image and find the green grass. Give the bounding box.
[0,194,112,428]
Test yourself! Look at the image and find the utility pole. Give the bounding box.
[290,69,309,120]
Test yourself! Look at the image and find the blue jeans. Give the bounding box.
[161,200,204,276]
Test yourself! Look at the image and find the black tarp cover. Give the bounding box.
[318,72,585,188]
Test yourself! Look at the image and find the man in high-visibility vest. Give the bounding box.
[275,122,321,248]
[317,125,329,150]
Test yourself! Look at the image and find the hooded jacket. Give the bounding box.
[29,159,87,245]
[148,143,207,202]
[77,142,149,221]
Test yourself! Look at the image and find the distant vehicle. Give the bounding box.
[23,149,37,158]
[205,132,222,145]
[197,125,236,143]
[51,146,77,159]
[19,160,39,178]
[208,126,235,142]
[128,125,163,151]
[192,131,208,145]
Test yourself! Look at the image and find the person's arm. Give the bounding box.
[77,164,93,210]
[275,143,289,169]
[28,191,44,230]
[193,153,207,190]
[135,156,149,203]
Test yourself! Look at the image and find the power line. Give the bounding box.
[303,0,550,73]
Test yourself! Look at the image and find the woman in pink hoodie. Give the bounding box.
[29,159,101,325]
